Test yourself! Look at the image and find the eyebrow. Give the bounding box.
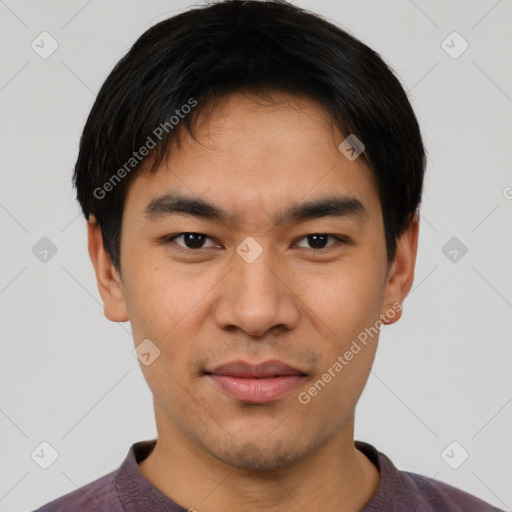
[143,193,369,226]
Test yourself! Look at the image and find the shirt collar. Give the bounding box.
[116,439,187,511]
[115,439,398,511]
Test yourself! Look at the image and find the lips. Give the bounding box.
[207,360,306,378]
[205,360,307,404]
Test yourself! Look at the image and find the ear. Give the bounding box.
[87,217,129,322]
[380,214,419,325]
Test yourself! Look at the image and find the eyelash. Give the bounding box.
[162,233,350,252]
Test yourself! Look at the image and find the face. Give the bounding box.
[89,91,417,471]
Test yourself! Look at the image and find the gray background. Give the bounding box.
[0,1,511,510]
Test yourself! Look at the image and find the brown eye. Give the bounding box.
[168,233,216,250]
[295,234,346,250]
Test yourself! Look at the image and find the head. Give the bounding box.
[80,0,424,471]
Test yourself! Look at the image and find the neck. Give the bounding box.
[138,406,380,512]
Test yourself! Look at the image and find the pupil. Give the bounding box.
[308,234,328,249]
[182,234,329,250]
[185,233,205,249]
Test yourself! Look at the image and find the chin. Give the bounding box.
[205,436,312,472]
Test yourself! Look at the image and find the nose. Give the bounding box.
[212,242,301,337]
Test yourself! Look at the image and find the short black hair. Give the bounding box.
[73,0,426,272]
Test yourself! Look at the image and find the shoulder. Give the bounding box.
[31,469,121,512]
[356,441,505,512]
[399,470,505,512]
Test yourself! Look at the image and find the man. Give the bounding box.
[34,1,504,510]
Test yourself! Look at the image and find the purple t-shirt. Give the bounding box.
[33,439,504,511]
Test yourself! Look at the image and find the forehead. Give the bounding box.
[124,92,381,227]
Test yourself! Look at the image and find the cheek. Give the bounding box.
[123,255,199,337]
[123,258,222,381]
[292,253,384,405]
[296,344,377,441]
[296,255,385,342]
[299,314,379,424]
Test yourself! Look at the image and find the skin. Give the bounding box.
[88,91,419,511]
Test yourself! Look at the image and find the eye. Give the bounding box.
[166,232,218,250]
[162,232,349,252]
[294,234,348,250]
